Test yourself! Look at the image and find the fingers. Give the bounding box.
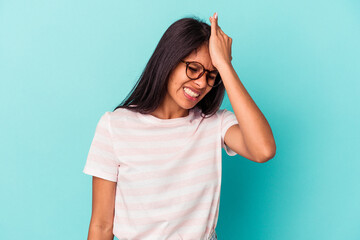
[210,12,226,37]
[210,13,232,43]
[209,12,233,62]
[215,17,231,41]
[209,12,217,36]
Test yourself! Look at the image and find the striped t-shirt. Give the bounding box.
[83,106,239,240]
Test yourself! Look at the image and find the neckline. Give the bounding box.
[137,108,196,125]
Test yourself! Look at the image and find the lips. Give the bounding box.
[183,88,198,101]
[183,86,201,95]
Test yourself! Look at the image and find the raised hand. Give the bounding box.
[209,12,233,70]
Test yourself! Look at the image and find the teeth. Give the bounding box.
[184,87,200,98]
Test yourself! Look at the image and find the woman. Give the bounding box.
[83,12,276,240]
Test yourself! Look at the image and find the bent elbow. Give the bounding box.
[257,147,276,163]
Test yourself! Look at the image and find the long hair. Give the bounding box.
[113,16,225,118]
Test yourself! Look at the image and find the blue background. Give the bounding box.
[1,0,359,239]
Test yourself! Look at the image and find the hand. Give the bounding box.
[209,12,233,70]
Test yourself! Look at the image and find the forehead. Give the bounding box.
[185,45,217,71]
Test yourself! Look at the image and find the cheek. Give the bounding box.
[167,79,182,97]
[169,77,186,92]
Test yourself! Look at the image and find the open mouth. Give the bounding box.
[183,87,200,98]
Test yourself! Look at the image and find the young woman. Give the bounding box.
[83,12,276,240]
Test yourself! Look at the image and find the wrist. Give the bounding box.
[217,62,233,74]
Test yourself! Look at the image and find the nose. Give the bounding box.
[193,73,208,88]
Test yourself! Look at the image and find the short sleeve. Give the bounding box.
[221,109,239,156]
[83,112,119,182]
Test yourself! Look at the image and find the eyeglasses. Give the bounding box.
[180,59,222,87]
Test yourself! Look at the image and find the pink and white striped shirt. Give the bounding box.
[83,106,238,240]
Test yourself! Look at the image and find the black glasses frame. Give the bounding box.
[180,59,222,87]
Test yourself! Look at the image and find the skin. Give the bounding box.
[87,12,277,239]
[151,12,276,163]
[208,12,276,163]
[150,42,216,120]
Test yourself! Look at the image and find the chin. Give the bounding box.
[178,101,195,110]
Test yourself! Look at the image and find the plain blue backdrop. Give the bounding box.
[1,0,359,239]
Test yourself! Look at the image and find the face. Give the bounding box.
[163,43,217,112]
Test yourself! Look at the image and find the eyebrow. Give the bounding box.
[203,63,218,72]
[204,63,217,72]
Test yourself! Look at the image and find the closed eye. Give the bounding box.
[208,73,217,79]
[189,67,199,72]
[208,75,216,79]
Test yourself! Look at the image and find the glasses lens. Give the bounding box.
[186,62,221,87]
[207,73,219,87]
[187,62,204,79]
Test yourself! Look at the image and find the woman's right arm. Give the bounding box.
[87,176,117,240]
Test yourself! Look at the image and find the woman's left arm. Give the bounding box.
[209,12,276,163]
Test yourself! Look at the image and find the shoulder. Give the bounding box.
[98,107,138,129]
[110,107,138,119]
[190,108,227,126]
[203,108,236,126]
[218,108,233,115]
[218,108,235,119]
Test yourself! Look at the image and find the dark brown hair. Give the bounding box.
[113,16,225,118]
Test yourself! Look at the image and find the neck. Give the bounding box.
[150,105,189,120]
